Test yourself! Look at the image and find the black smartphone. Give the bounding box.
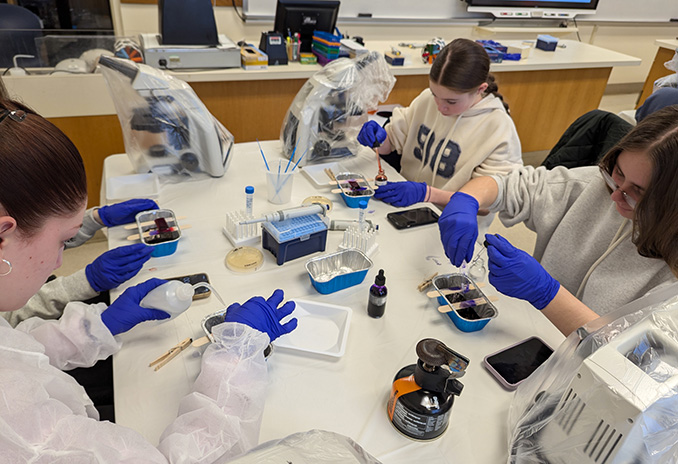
[386,206,440,229]
[168,273,211,300]
[483,336,554,390]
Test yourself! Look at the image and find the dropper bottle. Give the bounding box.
[367,269,388,318]
[140,280,194,319]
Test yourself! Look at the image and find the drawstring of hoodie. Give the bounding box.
[575,219,631,299]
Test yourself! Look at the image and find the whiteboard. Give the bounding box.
[243,0,476,21]
[581,0,678,22]
[244,0,678,23]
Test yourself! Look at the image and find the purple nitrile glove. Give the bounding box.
[357,120,387,148]
[85,244,154,292]
[98,199,159,227]
[374,181,427,207]
[438,192,479,267]
[485,234,560,310]
[101,278,171,336]
[224,289,298,342]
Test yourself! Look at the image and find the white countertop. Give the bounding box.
[656,38,678,50]
[104,141,566,462]
[5,39,639,118]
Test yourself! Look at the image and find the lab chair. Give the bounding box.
[0,4,42,69]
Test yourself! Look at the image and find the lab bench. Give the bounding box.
[102,140,565,462]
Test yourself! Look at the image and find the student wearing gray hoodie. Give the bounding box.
[438,106,678,336]
[357,38,523,208]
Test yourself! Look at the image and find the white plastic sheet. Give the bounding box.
[280,52,395,166]
[508,282,678,464]
[100,56,234,181]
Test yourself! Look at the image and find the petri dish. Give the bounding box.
[302,195,333,212]
[225,246,264,273]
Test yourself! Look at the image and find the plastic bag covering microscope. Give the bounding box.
[280,51,395,166]
[99,56,234,179]
[507,281,678,464]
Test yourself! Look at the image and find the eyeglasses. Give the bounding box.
[0,109,27,124]
[599,167,637,209]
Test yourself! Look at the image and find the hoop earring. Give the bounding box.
[0,258,12,276]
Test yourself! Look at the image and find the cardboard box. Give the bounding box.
[241,45,268,70]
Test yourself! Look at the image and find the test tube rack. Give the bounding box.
[338,223,378,256]
[223,210,261,247]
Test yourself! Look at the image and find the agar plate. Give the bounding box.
[225,246,264,273]
[273,299,352,358]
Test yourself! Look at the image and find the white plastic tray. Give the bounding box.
[300,161,346,189]
[106,173,160,201]
[273,299,352,358]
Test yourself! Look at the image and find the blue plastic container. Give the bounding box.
[305,249,373,294]
[536,35,558,52]
[433,273,497,332]
[135,209,181,257]
[335,172,373,208]
[261,214,328,265]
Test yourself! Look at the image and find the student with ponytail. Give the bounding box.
[358,38,522,210]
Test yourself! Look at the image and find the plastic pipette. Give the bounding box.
[239,203,327,225]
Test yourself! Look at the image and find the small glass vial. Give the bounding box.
[367,269,387,318]
[375,170,388,187]
[245,185,254,217]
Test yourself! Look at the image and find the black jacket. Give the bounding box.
[541,110,633,169]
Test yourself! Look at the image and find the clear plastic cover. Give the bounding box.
[99,56,234,181]
[652,49,678,92]
[507,282,678,464]
[280,51,395,166]
[230,429,381,463]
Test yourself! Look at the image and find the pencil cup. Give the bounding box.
[266,160,295,204]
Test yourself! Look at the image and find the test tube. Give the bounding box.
[245,186,254,217]
[358,200,368,232]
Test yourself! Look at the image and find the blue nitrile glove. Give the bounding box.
[101,278,171,336]
[357,120,387,148]
[485,234,560,310]
[223,289,298,342]
[438,192,480,267]
[85,244,154,292]
[97,199,159,227]
[374,181,428,207]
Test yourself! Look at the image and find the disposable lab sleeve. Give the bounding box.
[507,282,678,464]
[230,429,382,463]
[158,322,269,463]
[14,301,120,371]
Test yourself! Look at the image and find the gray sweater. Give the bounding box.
[490,165,676,316]
[1,269,98,327]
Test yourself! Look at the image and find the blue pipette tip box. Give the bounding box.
[261,214,329,265]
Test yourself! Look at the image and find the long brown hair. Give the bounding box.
[429,38,509,112]
[599,105,678,275]
[0,99,87,237]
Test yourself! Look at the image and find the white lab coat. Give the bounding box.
[0,302,268,462]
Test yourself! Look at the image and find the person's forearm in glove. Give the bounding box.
[224,289,297,342]
[85,244,154,292]
[485,233,560,310]
[374,181,429,207]
[101,278,171,336]
[438,192,480,267]
[97,199,158,227]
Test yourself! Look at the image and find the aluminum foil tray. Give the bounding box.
[306,249,373,294]
[432,273,498,332]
